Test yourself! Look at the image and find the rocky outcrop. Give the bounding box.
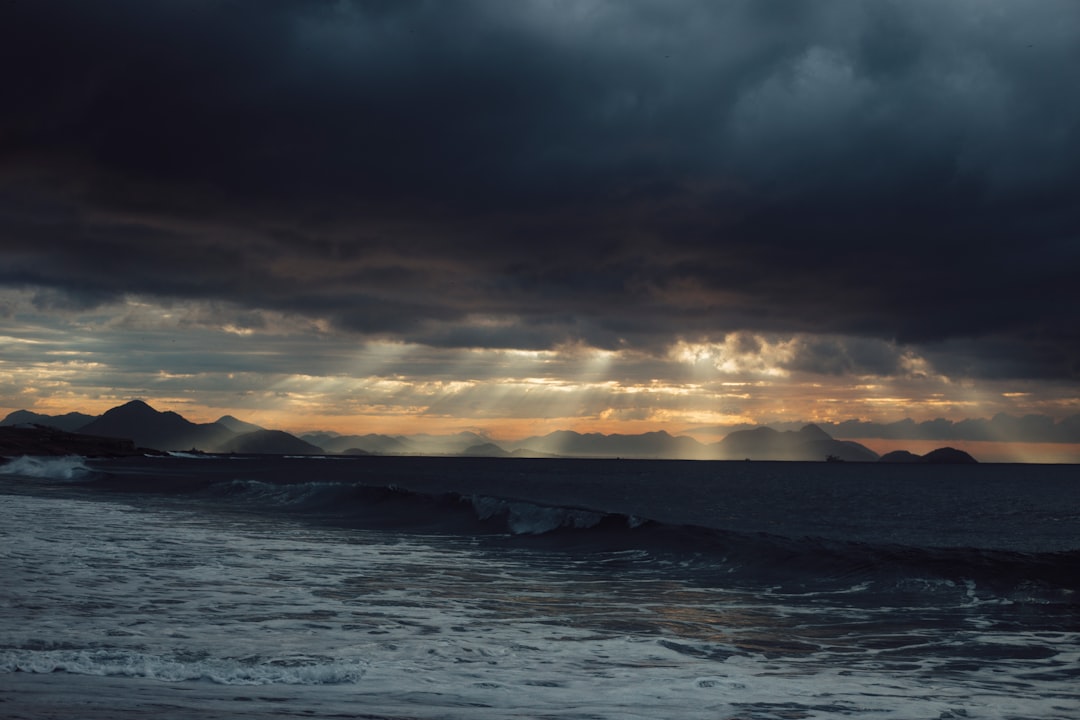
[0,425,152,457]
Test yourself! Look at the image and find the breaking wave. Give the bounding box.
[0,455,94,481]
[87,471,1080,604]
[196,478,647,536]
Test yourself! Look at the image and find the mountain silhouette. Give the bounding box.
[920,447,978,464]
[77,400,235,451]
[218,430,324,455]
[460,442,513,458]
[1,409,97,432]
[303,433,416,455]
[717,424,879,461]
[2,401,984,462]
[400,432,490,455]
[512,429,708,459]
[878,450,923,463]
[879,447,978,463]
[215,415,264,434]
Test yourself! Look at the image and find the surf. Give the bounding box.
[74,459,1080,607]
[0,455,95,481]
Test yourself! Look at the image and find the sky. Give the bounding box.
[1,1,1079,460]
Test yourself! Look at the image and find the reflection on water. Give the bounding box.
[2,472,1079,719]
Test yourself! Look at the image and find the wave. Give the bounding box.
[114,474,1079,604]
[1,648,366,685]
[76,456,1080,604]
[0,455,94,481]
[471,494,648,534]
[196,478,648,536]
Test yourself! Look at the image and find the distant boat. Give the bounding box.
[825,454,845,463]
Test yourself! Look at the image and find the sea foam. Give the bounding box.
[0,455,93,481]
[0,649,368,685]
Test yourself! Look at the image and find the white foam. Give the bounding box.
[0,455,92,481]
[3,484,1078,720]
[0,649,368,685]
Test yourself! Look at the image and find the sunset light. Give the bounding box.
[3,5,1079,719]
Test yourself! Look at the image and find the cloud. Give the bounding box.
[0,0,1078,383]
[831,414,1080,444]
[3,288,1079,440]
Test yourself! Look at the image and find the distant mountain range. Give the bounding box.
[0,401,975,462]
[293,425,886,461]
[693,415,1080,444]
[1,400,273,454]
[1,409,98,433]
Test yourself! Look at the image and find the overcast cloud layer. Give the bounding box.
[1,1,1078,430]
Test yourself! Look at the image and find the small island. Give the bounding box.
[879,446,978,464]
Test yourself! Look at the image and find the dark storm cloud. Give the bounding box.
[2,0,1078,379]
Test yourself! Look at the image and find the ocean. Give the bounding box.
[1,454,1078,719]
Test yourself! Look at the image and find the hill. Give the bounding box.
[398,432,490,456]
[511,429,708,459]
[215,415,264,434]
[77,400,235,451]
[460,442,513,458]
[1,409,98,432]
[717,424,879,462]
[878,450,923,463]
[304,433,416,455]
[920,447,978,464]
[218,430,324,455]
[308,431,495,456]
[879,447,978,463]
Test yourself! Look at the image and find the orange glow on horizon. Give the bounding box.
[8,396,1077,464]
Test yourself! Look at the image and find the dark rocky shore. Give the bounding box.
[0,425,157,458]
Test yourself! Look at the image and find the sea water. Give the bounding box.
[1,455,1078,719]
